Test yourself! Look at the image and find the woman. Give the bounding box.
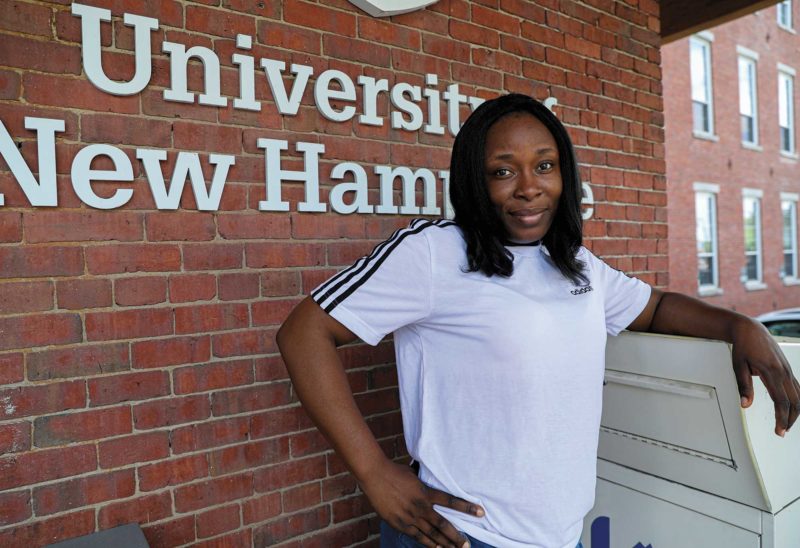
[277,94,799,548]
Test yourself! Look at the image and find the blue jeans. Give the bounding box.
[380,520,584,548]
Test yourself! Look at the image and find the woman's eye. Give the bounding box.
[493,168,511,177]
[537,161,554,172]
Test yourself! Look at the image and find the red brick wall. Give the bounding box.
[663,7,800,316]
[0,1,664,546]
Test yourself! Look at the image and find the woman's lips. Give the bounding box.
[510,208,548,225]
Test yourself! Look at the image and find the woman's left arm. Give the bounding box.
[627,289,800,436]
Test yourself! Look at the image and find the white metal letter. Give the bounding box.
[162,42,227,106]
[137,149,234,211]
[72,3,157,96]
[233,34,260,111]
[330,162,373,214]
[390,83,423,131]
[315,69,357,122]
[0,117,65,207]
[257,139,326,212]
[261,60,314,116]
[71,144,134,209]
[375,165,440,215]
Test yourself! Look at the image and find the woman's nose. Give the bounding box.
[514,171,542,200]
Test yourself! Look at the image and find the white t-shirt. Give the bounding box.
[312,219,651,548]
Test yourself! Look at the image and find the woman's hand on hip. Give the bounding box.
[360,459,484,548]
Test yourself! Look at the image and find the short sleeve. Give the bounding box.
[311,220,433,346]
[583,249,652,336]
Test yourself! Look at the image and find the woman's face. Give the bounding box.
[484,112,562,243]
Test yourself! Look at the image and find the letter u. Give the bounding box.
[71,3,158,96]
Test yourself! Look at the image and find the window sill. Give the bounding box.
[744,281,767,291]
[780,150,799,160]
[783,277,800,286]
[693,131,719,142]
[778,23,796,34]
[741,141,763,151]
[698,286,724,297]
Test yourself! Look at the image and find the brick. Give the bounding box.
[183,243,243,270]
[173,121,242,155]
[138,454,209,492]
[332,493,371,523]
[27,342,129,381]
[142,516,196,548]
[0,490,31,526]
[212,329,279,358]
[0,211,21,241]
[283,483,321,513]
[98,492,173,529]
[85,308,173,341]
[134,394,212,430]
[290,430,330,458]
[33,469,135,516]
[132,335,210,369]
[209,438,289,477]
[0,280,51,313]
[115,276,167,306]
[261,271,301,297]
[217,213,291,240]
[0,246,84,279]
[243,492,281,524]
[174,472,254,513]
[175,303,249,334]
[185,4,255,37]
[359,18,420,49]
[0,421,30,454]
[0,444,97,490]
[322,474,358,502]
[172,416,250,454]
[245,242,324,268]
[34,406,132,447]
[24,73,138,113]
[218,272,260,301]
[0,35,81,75]
[196,504,241,539]
[82,113,172,148]
[210,383,291,416]
[86,244,181,274]
[257,20,319,54]
[251,298,299,327]
[450,19,499,48]
[253,505,330,546]
[323,35,389,66]
[174,359,254,394]
[254,455,326,493]
[249,407,307,439]
[99,431,170,469]
[89,370,169,406]
[284,0,355,35]
[0,352,23,385]
[169,273,217,303]
[0,510,94,548]
[194,529,252,548]
[145,212,216,241]
[56,278,113,309]
[422,35,470,63]
[0,380,85,420]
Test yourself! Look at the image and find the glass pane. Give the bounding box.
[764,321,800,338]
[783,201,794,248]
[741,115,754,142]
[695,194,713,252]
[691,41,709,103]
[698,255,714,286]
[785,252,796,278]
[743,197,758,252]
[693,101,709,133]
[739,58,754,116]
[782,127,792,151]
[746,254,759,280]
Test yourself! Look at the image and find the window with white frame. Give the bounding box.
[743,190,763,285]
[782,194,798,280]
[778,0,793,29]
[738,49,759,146]
[694,184,720,291]
[690,35,714,135]
[779,66,796,154]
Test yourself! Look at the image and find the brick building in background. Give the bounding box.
[0,0,665,546]
[664,0,800,316]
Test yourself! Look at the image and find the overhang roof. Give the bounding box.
[661,0,783,43]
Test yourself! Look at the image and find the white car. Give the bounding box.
[756,308,800,338]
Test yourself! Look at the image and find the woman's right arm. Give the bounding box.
[277,297,482,548]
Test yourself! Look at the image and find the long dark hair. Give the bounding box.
[449,93,587,285]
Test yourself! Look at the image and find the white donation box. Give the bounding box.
[582,332,800,548]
